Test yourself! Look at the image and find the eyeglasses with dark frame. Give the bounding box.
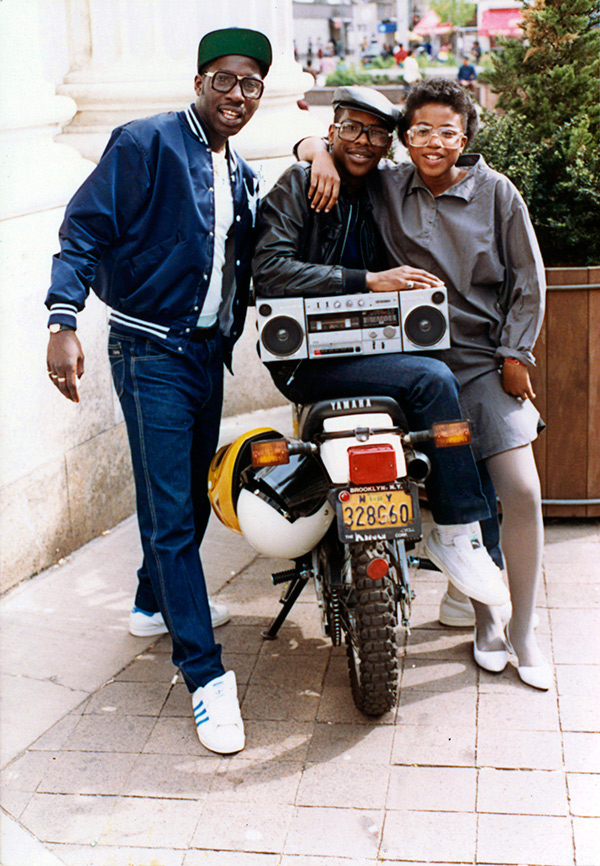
[406,125,465,148]
[332,120,392,148]
[202,70,264,100]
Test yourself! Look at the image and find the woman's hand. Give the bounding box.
[308,151,340,213]
[366,265,444,293]
[502,359,536,401]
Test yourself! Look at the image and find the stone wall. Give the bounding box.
[0,0,320,593]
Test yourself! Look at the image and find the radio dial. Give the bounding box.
[334,300,341,308]
[357,299,365,306]
[368,330,377,339]
[383,326,396,338]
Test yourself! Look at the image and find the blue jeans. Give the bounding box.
[108,329,225,691]
[271,354,490,526]
[478,460,504,569]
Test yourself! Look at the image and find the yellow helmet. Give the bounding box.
[207,427,282,533]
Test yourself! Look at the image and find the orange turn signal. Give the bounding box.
[432,420,472,448]
[251,439,290,467]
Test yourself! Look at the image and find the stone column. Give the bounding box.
[58,0,324,179]
[0,0,135,592]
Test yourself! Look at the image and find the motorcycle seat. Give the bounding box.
[297,396,408,442]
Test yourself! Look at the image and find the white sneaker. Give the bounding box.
[425,527,510,607]
[439,591,477,627]
[129,600,231,636]
[208,600,231,628]
[129,607,169,637]
[439,591,514,627]
[192,670,245,754]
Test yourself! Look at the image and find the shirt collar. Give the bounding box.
[185,104,238,171]
[407,153,482,201]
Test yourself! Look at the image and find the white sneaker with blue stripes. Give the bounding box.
[129,600,231,637]
[192,670,245,754]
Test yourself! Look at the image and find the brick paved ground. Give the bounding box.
[1,408,599,866]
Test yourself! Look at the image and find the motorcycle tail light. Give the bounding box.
[432,420,471,448]
[348,444,397,484]
[251,439,290,467]
[367,557,389,580]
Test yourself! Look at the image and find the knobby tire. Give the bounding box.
[344,543,399,716]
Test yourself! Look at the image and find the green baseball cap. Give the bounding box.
[197,28,272,77]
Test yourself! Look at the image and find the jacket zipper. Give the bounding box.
[339,202,354,263]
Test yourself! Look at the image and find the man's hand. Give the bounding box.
[366,265,444,293]
[308,151,340,213]
[501,360,536,401]
[296,137,341,213]
[47,330,85,403]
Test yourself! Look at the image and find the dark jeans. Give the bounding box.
[478,460,504,569]
[108,328,225,692]
[272,354,490,526]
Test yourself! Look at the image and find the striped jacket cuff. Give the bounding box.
[48,303,78,330]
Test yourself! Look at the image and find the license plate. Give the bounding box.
[334,482,421,543]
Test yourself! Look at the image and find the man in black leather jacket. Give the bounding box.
[252,85,510,612]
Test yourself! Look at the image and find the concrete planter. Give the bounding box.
[531,266,600,517]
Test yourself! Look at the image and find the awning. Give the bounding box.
[413,10,452,36]
[479,8,523,37]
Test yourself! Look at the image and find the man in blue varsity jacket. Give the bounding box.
[45,27,272,755]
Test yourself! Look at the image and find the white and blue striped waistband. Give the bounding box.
[109,310,170,339]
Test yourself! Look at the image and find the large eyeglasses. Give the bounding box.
[406,125,464,148]
[333,120,392,148]
[203,70,264,100]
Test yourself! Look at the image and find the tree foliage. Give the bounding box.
[474,113,600,266]
[431,0,477,28]
[475,0,600,264]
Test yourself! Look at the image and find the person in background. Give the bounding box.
[457,55,478,92]
[402,49,421,85]
[393,42,408,64]
[45,27,273,752]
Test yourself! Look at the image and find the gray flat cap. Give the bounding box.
[332,85,400,129]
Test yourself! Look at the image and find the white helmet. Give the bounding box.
[236,453,333,558]
[237,489,333,559]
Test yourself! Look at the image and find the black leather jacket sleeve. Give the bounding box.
[252,162,368,298]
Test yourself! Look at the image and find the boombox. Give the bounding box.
[256,287,450,363]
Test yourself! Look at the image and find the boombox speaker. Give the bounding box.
[399,288,450,351]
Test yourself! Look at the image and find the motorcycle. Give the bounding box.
[208,395,471,716]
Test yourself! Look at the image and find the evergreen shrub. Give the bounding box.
[473,0,600,265]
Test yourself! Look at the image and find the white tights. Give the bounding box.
[471,444,546,666]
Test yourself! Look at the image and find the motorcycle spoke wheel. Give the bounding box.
[343,543,399,716]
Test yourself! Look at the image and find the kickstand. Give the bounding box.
[261,573,310,640]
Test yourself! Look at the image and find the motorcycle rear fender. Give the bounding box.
[319,412,407,484]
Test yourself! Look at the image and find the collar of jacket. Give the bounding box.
[406,153,482,202]
[327,177,375,221]
[184,103,238,171]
